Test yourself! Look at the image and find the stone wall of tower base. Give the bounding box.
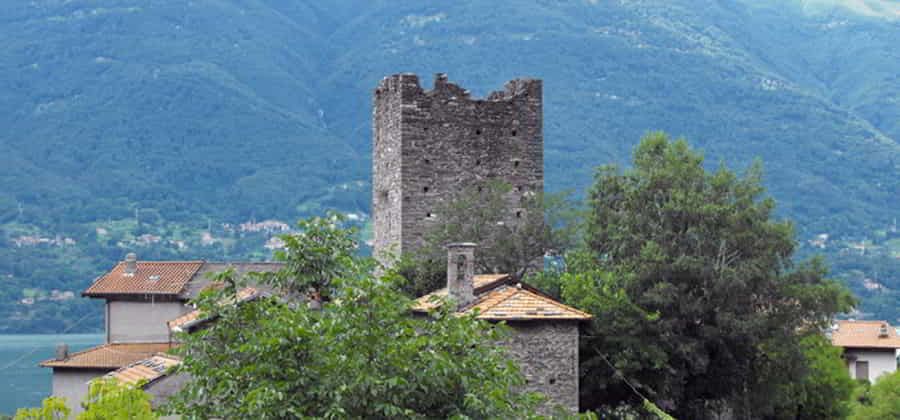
[502,321,580,415]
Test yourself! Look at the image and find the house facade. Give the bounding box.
[831,320,900,382]
[40,254,281,413]
[413,243,590,414]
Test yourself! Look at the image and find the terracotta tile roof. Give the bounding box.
[473,274,513,292]
[107,353,181,386]
[180,262,284,299]
[832,320,900,349]
[40,343,174,369]
[83,261,204,297]
[413,278,591,321]
[168,287,262,332]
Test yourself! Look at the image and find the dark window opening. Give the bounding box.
[516,186,523,192]
[424,158,431,164]
[475,159,481,166]
[516,211,522,218]
[513,160,520,168]
[426,212,435,219]
[511,129,517,137]
[476,129,482,135]
[423,126,429,131]
[380,191,389,201]
[477,186,483,193]
[423,186,430,193]
[549,378,556,385]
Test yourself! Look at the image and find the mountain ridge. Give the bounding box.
[0,0,897,331]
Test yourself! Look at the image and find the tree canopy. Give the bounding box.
[169,216,543,419]
[541,133,854,417]
[398,180,580,297]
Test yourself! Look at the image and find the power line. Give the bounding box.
[0,311,102,372]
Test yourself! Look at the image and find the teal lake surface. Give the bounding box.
[0,334,103,415]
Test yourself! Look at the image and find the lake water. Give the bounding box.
[0,334,103,415]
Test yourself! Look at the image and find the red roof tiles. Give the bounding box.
[832,320,900,349]
[83,261,204,297]
[40,343,175,369]
[413,275,591,321]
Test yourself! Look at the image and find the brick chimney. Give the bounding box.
[124,252,137,276]
[446,243,476,309]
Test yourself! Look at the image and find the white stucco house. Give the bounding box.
[40,253,281,414]
[831,320,900,383]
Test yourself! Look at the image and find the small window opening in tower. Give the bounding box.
[423,186,430,193]
[477,186,483,193]
[516,186,523,192]
[380,190,389,202]
[424,158,431,164]
[426,212,436,219]
[514,160,520,168]
[476,129,482,135]
[516,211,522,218]
[511,129,517,137]
[475,159,481,166]
[423,126,429,132]
[549,378,556,385]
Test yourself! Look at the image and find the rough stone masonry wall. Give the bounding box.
[504,321,580,414]
[372,73,543,261]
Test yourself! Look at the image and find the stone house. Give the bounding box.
[831,320,900,382]
[413,243,591,414]
[39,253,281,413]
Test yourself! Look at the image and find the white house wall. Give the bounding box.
[845,349,898,382]
[51,369,109,415]
[108,300,188,343]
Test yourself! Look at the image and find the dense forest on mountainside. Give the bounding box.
[0,0,897,332]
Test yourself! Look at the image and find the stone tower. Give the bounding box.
[372,73,543,262]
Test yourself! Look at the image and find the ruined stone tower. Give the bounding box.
[372,73,543,262]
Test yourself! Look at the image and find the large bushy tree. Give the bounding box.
[556,133,854,417]
[169,216,542,419]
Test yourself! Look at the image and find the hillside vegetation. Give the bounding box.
[0,0,897,331]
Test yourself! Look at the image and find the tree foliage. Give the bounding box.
[550,133,854,417]
[13,378,157,420]
[79,378,157,420]
[850,370,900,420]
[398,180,581,297]
[775,334,857,419]
[169,216,542,419]
[13,397,69,420]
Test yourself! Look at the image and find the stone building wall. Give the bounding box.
[504,321,580,414]
[372,73,543,262]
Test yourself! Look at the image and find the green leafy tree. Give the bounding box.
[399,180,581,297]
[13,397,69,420]
[169,216,542,419]
[775,334,857,419]
[559,133,854,417]
[850,370,900,420]
[78,378,158,420]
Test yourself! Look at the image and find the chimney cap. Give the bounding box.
[446,242,477,249]
[125,252,137,261]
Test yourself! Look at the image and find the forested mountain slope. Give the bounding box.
[0,0,897,331]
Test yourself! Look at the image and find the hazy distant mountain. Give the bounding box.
[0,0,897,331]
